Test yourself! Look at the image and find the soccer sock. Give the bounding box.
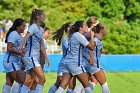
[55,87,64,93]
[35,84,44,93]
[29,90,35,93]
[48,85,57,93]
[2,83,11,93]
[90,81,96,91]
[66,88,73,93]
[102,82,110,93]
[84,87,92,93]
[73,82,83,93]
[11,82,22,93]
[20,85,30,93]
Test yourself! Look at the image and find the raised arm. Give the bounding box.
[86,31,95,50]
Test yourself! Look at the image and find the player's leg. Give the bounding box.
[2,73,14,93]
[94,69,110,93]
[76,72,92,93]
[55,73,72,93]
[33,66,46,93]
[66,76,76,93]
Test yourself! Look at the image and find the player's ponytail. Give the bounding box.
[52,22,72,46]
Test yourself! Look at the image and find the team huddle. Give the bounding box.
[2,9,110,93]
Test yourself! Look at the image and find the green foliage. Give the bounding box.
[0,0,139,54]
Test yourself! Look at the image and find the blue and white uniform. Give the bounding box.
[23,23,44,71]
[57,36,68,76]
[3,31,23,73]
[62,32,89,75]
[83,37,103,74]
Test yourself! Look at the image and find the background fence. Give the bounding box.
[0,54,140,72]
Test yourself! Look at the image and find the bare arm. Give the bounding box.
[86,31,95,50]
[18,32,31,51]
[88,49,94,65]
[7,42,22,55]
[82,51,90,62]
[40,39,50,67]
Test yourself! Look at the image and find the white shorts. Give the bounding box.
[23,57,40,71]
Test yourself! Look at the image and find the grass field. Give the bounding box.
[0,72,140,93]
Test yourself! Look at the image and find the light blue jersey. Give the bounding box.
[83,37,103,74]
[94,37,103,67]
[62,32,89,75]
[65,32,89,66]
[57,36,68,76]
[24,23,44,61]
[24,23,44,71]
[3,31,23,72]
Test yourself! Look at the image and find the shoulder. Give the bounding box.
[74,32,83,37]
[29,23,38,29]
[9,31,19,36]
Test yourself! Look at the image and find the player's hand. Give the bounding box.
[89,59,94,66]
[102,50,108,55]
[46,61,50,67]
[18,45,22,52]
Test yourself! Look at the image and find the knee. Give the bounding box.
[24,78,34,87]
[39,76,46,84]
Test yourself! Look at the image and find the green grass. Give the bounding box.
[0,72,140,93]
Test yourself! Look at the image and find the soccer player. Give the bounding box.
[73,16,99,93]
[18,9,50,93]
[48,22,76,93]
[55,21,95,93]
[2,18,26,93]
[83,23,110,93]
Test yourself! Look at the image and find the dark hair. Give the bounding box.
[86,16,98,28]
[30,9,44,25]
[68,21,84,38]
[40,22,45,28]
[44,27,50,32]
[5,18,25,43]
[52,22,72,46]
[92,23,105,33]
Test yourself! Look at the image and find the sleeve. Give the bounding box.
[75,33,89,47]
[94,37,99,46]
[44,39,47,49]
[7,32,17,44]
[28,24,37,35]
[62,36,68,49]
